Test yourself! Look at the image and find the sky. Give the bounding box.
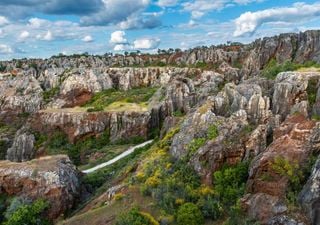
[0,0,319,60]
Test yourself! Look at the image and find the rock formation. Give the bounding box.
[0,155,80,219]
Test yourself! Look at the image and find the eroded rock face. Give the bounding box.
[299,156,320,225]
[31,110,151,143]
[6,127,35,162]
[243,114,316,224]
[0,74,43,114]
[0,155,80,219]
[272,72,320,120]
[212,82,271,123]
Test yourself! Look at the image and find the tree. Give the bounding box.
[115,208,159,225]
[177,203,204,225]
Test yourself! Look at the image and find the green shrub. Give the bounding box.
[307,79,318,106]
[213,162,249,208]
[177,203,204,225]
[115,208,159,225]
[197,196,222,220]
[173,110,185,117]
[0,64,6,72]
[207,125,219,140]
[4,199,50,225]
[43,87,60,103]
[187,138,206,154]
[271,156,303,205]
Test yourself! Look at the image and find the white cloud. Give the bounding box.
[183,0,263,19]
[110,31,127,44]
[0,16,9,26]
[157,0,178,7]
[114,44,131,51]
[82,35,93,42]
[0,44,13,54]
[18,30,30,42]
[37,30,54,41]
[133,38,160,49]
[28,17,48,28]
[234,2,320,37]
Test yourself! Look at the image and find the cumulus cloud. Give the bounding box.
[82,35,93,42]
[18,30,30,42]
[110,30,160,51]
[110,31,128,44]
[234,2,320,37]
[28,18,48,28]
[114,44,131,51]
[0,44,13,54]
[133,38,160,49]
[36,30,54,41]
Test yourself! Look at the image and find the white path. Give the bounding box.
[82,140,153,174]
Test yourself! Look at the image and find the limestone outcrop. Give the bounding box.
[0,155,80,219]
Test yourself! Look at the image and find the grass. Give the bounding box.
[59,186,159,225]
[262,59,320,80]
[84,87,158,112]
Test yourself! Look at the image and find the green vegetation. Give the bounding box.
[134,125,251,224]
[0,64,6,72]
[177,203,204,225]
[85,87,158,112]
[207,125,219,140]
[307,79,318,106]
[45,130,111,166]
[3,199,50,225]
[43,87,60,104]
[115,207,159,225]
[187,124,219,155]
[187,138,206,154]
[262,59,320,80]
[271,156,310,207]
[213,162,249,209]
[172,110,185,117]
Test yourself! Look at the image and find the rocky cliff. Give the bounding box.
[0,30,320,224]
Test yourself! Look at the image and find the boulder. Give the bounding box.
[243,114,316,224]
[0,155,80,219]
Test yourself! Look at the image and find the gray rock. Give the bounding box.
[7,127,35,162]
[299,156,320,225]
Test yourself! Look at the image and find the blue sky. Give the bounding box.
[0,0,319,60]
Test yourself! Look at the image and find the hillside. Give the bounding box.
[0,30,320,225]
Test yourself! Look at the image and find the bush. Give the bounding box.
[177,203,204,225]
[187,138,206,154]
[4,199,50,225]
[197,196,222,220]
[213,162,249,208]
[43,87,60,103]
[207,125,219,140]
[115,208,159,225]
